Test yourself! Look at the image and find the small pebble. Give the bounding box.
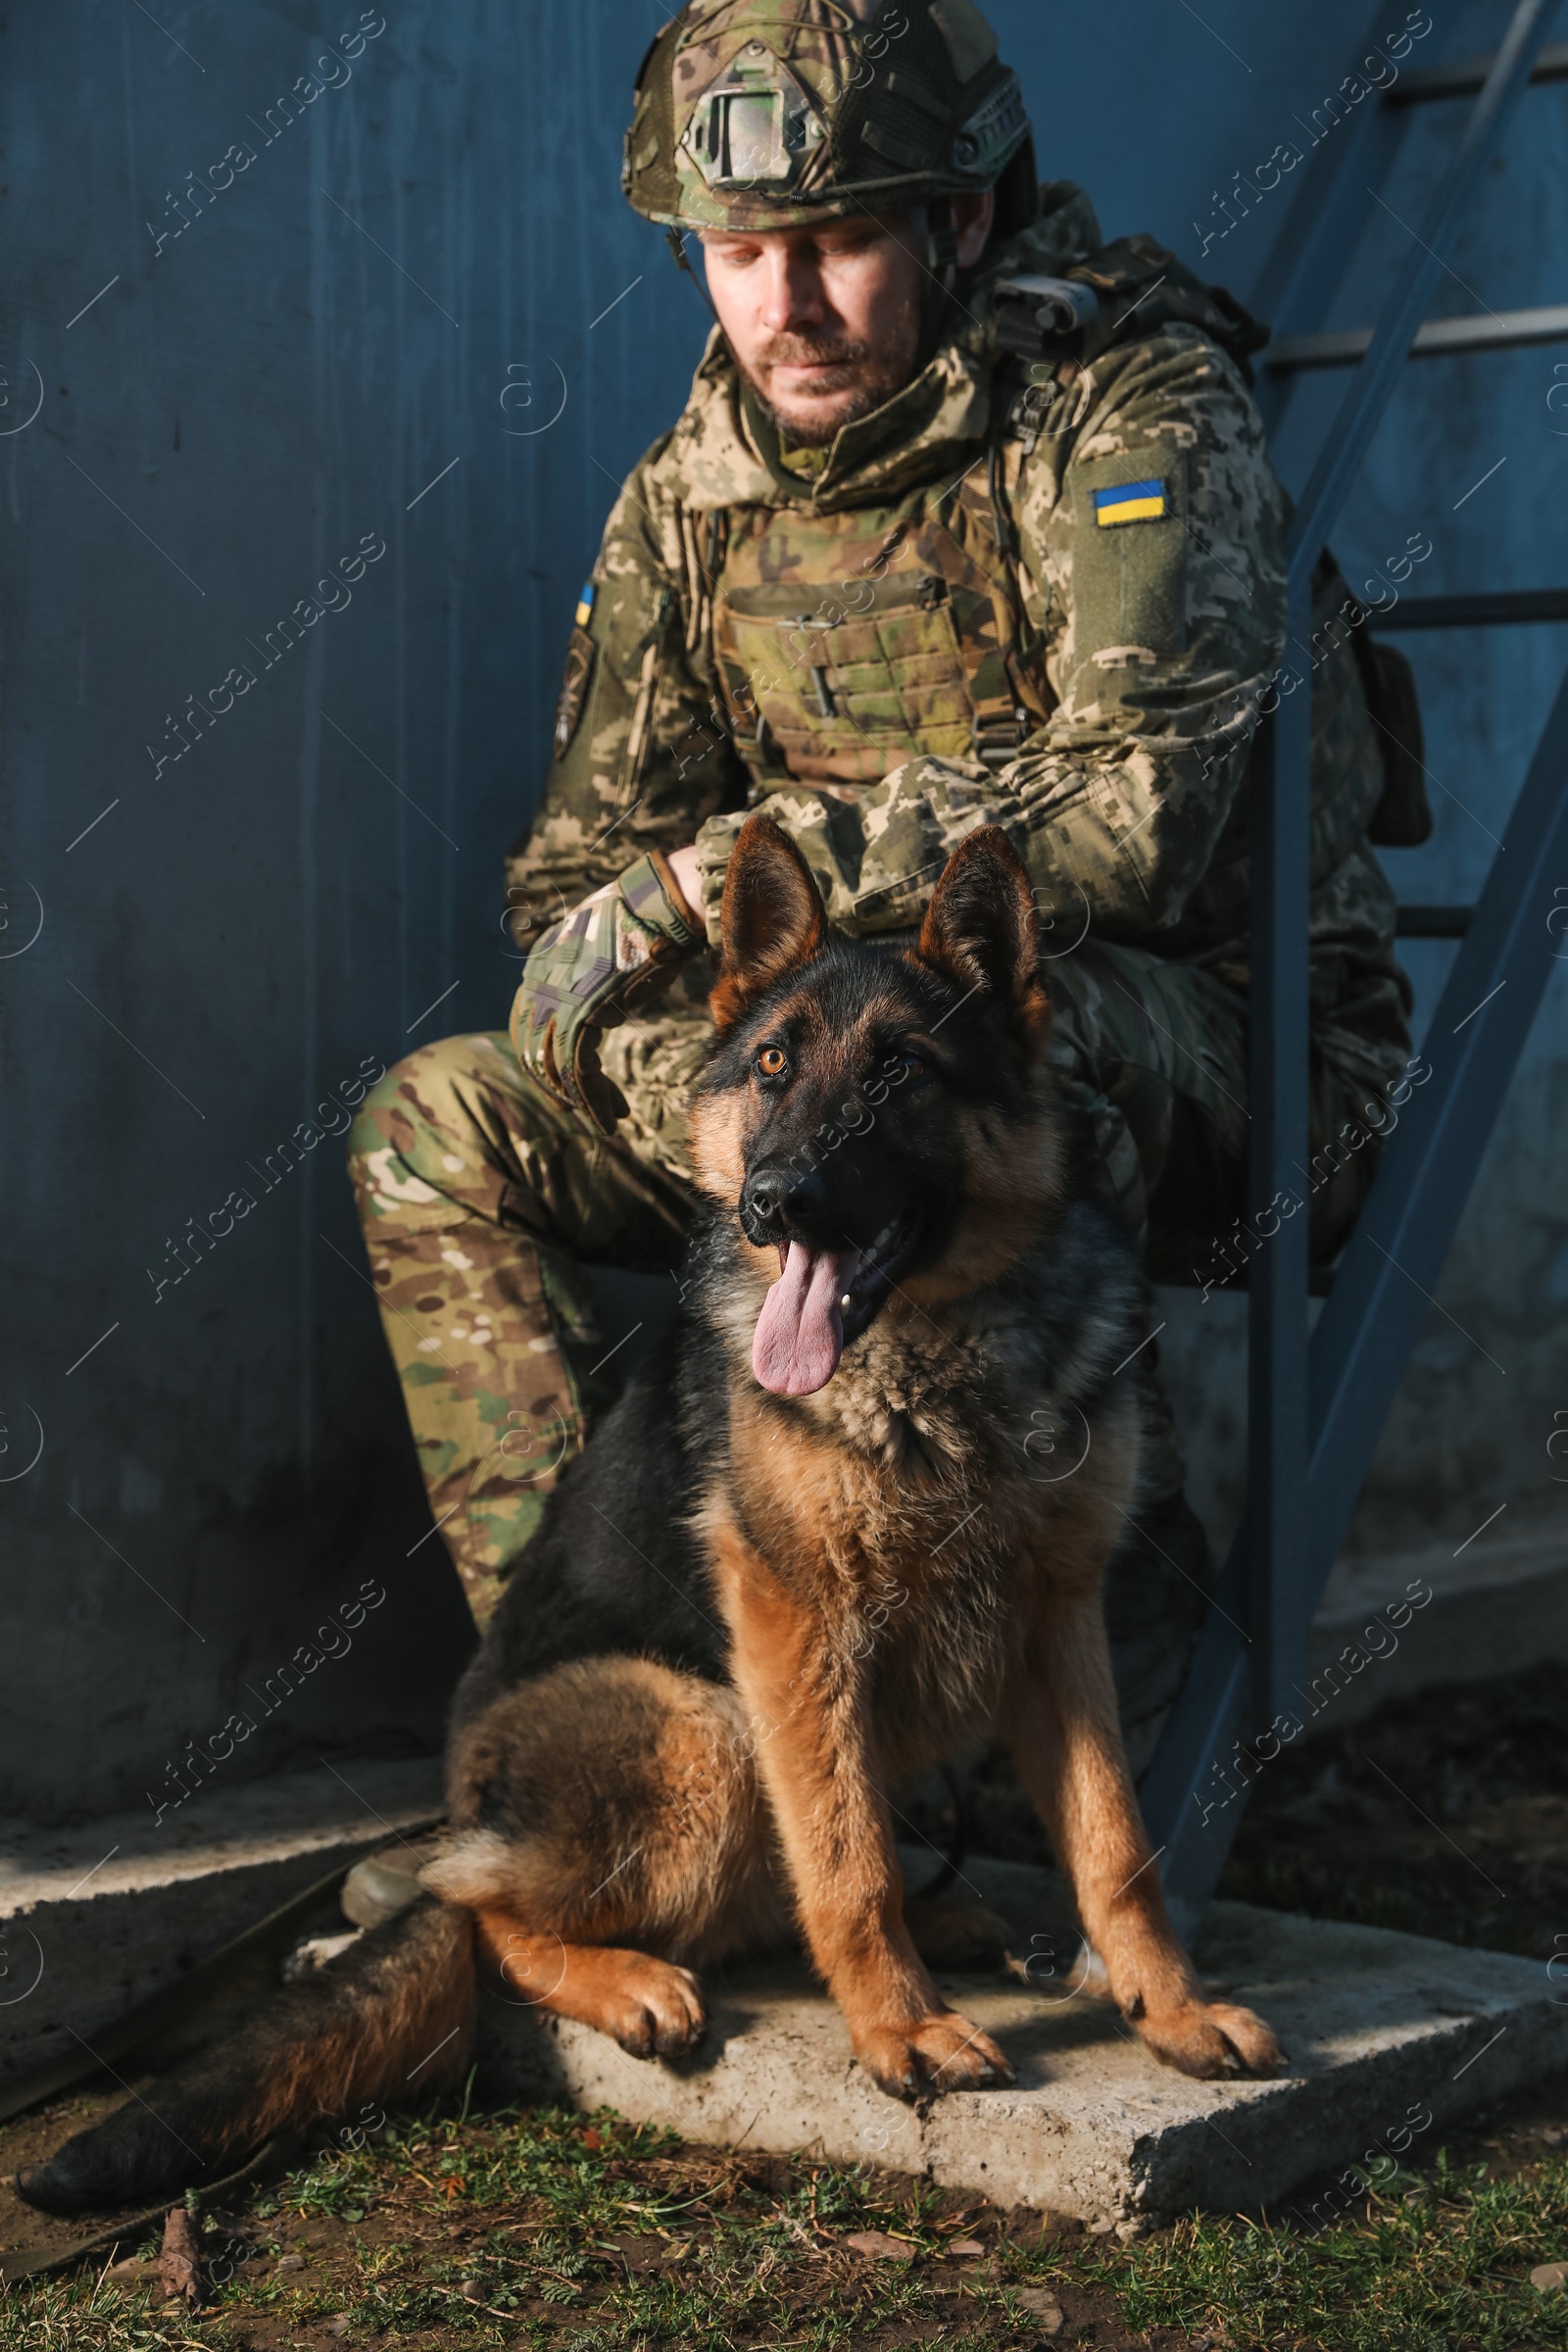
[1116,2216,1151,2242]
[1015,2282,1066,2333]
[276,2252,306,2271]
[1532,2261,1568,2292]
[845,2229,915,2261]
[1087,2216,1115,2234]
[459,2278,484,2301]
[948,2237,986,2256]
[324,2321,351,2341]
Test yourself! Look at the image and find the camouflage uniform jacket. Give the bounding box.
[506,182,1396,1023]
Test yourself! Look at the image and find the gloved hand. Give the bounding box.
[510,850,702,1135]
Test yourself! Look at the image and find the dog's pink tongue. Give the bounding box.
[752,1242,855,1396]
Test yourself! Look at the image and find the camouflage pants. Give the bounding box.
[349,940,1402,1626]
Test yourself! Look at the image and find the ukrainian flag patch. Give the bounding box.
[1093,478,1167,527]
[573,580,596,628]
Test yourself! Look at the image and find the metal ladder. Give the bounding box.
[1138,0,1568,1936]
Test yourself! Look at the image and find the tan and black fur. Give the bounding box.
[20,819,1278,2215]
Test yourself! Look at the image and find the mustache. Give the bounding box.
[753,332,873,373]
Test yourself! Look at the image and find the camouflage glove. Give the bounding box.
[510,850,703,1135]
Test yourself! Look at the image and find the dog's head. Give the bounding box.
[688,815,1057,1397]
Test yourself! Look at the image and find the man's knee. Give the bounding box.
[348,1030,529,1227]
[357,1030,521,1138]
[1045,941,1250,1245]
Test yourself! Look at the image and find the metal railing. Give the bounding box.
[1140,0,1568,1936]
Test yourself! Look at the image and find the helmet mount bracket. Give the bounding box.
[623,2,1035,243]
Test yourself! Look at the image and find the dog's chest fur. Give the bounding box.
[688,1203,1145,1771]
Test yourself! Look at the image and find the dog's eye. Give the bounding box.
[756,1045,790,1081]
[892,1051,926,1084]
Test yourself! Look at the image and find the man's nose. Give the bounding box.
[742,1160,826,1233]
[758,245,826,335]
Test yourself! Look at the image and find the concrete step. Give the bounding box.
[481,1849,1568,2225]
[1309,1527,1568,1724]
[0,1755,444,2090]
[8,1786,1560,2224]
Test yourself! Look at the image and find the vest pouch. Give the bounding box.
[1307,546,1432,852]
[1357,636,1432,847]
[716,570,979,786]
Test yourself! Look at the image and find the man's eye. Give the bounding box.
[756,1046,790,1080]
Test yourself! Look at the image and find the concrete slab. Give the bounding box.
[481,1850,1568,2224]
[1310,1527,1568,1723]
[0,1755,443,2088]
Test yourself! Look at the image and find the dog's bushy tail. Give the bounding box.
[17,1895,474,2215]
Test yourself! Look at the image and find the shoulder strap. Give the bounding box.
[993,233,1271,385]
[934,376,1056,767]
[702,506,729,598]
[1072,234,1270,374]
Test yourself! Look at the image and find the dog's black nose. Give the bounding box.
[742,1161,824,1233]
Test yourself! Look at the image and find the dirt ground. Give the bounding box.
[2,1662,1566,2351]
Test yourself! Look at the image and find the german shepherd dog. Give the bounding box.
[20,818,1279,2215]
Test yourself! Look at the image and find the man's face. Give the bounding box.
[698,195,994,447]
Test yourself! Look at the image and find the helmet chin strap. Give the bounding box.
[925,197,961,284]
[665,225,721,323]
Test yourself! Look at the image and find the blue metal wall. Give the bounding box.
[2,0,1563,1818]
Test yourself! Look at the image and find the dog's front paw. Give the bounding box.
[1135,1996,1282,2080]
[857,2011,1014,2099]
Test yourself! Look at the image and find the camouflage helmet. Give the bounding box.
[622,0,1038,240]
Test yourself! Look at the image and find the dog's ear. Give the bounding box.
[915,826,1049,1038]
[710,814,829,1031]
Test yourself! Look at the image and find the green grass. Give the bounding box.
[5,2102,1567,2349]
[1070,2146,1568,2351]
[2,2101,1044,2348]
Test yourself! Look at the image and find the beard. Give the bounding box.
[733,329,902,448]
[730,273,955,447]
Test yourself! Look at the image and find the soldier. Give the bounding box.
[350,0,1413,1766]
